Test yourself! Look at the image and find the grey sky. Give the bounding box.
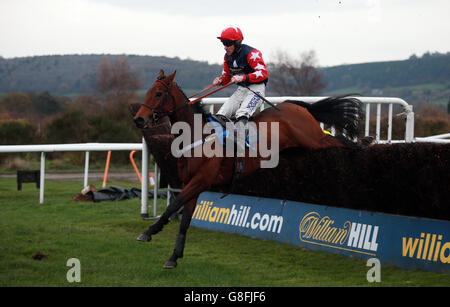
[0,0,449,67]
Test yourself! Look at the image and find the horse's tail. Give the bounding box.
[285,94,362,139]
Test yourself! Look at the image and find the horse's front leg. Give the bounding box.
[136,191,186,242]
[152,175,209,268]
[163,198,196,269]
[137,173,208,243]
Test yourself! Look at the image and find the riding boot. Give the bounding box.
[235,116,248,126]
[234,116,249,151]
[211,114,230,128]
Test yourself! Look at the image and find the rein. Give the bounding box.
[140,81,233,124]
[187,84,216,98]
[188,82,233,105]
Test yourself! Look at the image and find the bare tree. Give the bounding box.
[95,57,141,104]
[96,58,114,95]
[269,50,326,96]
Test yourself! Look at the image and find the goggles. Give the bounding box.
[221,39,234,47]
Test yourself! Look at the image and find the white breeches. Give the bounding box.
[216,83,266,119]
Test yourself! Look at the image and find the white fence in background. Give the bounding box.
[1,96,449,218]
[414,133,450,144]
[0,141,152,217]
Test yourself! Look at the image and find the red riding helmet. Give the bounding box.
[217,26,243,41]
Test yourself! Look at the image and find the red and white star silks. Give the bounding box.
[220,48,268,84]
[245,50,267,83]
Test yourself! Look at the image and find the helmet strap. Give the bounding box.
[233,40,243,53]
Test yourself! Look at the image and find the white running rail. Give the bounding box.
[199,96,415,143]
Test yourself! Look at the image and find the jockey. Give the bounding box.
[212,26,268,130]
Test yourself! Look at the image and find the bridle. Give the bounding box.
[139,79,233,124]
[139,79,189,124]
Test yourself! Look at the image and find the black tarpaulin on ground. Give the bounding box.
[85,186,167,202]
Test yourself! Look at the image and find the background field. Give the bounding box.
[0,177,449,287]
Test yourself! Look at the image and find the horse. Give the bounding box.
[133,70,364,268]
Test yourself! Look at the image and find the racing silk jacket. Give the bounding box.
[220,44,268,86]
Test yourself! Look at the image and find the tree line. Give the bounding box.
[0,58,143,166]
[0,54,220,95]
[1,52,448,97]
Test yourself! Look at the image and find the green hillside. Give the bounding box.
[322,52,449,91]
[0,54,221,95]
[320,52,450,108]
[0,52,449,108]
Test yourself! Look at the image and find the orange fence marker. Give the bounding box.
[149,173,155,187]
[130,150,142,184]
[130,150,154,186]
[102,150,112,188]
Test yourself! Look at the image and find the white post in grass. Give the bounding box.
[39,152,45,204]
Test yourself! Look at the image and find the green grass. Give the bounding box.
[325,83,449,107]
[0,177,449,287]
[325,87,364,95]
[388,83,447,92]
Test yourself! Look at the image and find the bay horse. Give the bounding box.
[133,70,363,268]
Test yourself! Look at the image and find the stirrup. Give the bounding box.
[234,117,254,150]
[210,114,230,128]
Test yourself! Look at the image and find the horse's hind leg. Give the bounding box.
[136,192,185,242]
[163,199,196,269]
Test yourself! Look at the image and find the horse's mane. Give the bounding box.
[174,81,210,119]
[190,101,210,118]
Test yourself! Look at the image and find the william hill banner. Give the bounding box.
[191,192,450,274]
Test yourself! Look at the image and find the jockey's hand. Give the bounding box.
[212,77,222,86]
[231,75,244,84]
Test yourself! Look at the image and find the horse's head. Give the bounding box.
[134,70,177,129]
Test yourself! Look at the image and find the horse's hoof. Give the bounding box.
[136,233,151,242]
[163,260,177,269]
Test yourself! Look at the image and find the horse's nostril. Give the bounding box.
[134,117,145,128]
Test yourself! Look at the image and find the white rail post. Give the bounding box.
[39,152,45,204]
[387,103,393,142]
[365,103,371,136]
[84,151,89,188]
[167,184,171,207]
[141,137,149,218]
[153,163,159,217]
[376,103,381,142]
[404,105,415,143]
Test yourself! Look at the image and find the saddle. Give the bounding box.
[206,114,257,151]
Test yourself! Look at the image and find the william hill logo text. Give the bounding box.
[193,200,283,233]
[402,233,449,264]
[299,212,379,256]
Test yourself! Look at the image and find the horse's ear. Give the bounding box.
[166,70,176,82]
[157,69,165,80]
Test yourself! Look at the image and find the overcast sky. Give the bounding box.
[0,0,449,67]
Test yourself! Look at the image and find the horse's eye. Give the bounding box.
[155,92,162,97]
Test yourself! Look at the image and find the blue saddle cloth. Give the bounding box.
[206,116,258,150]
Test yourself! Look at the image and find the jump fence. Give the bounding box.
[191,191,450,273]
